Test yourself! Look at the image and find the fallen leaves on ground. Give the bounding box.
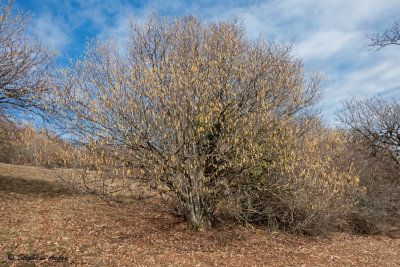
[0,163,399,266]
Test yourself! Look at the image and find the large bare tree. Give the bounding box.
[0,0,54,117]
[49,15,322,229]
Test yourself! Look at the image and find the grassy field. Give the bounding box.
[0,162,399,266]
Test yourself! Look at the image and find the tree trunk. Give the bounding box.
[184,203,212,230]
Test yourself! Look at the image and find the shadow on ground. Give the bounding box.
[0,175,81,197]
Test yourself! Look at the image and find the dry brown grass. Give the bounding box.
[1,162,399,266]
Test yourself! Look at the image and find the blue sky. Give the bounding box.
[15,0,400,125]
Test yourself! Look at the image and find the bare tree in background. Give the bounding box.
[0,0,54,117]
[367,14,400,50]
[337,96,400,169]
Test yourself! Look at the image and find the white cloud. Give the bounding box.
[29,13,70,51]
[295,30,360,60]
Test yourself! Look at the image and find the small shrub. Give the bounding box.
[227,123,365,234]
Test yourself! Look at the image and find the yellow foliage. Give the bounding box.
[233,121,365,233]
[41,14,325,229]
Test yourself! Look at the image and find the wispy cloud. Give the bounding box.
[295,30,360,61]
[215,0,400,122]
[28,12,70,51]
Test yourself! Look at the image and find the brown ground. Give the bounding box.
[0,162,399,266]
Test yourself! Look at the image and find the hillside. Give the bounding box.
[0,162,399,266]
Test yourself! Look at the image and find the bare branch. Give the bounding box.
[366,15,400,50]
